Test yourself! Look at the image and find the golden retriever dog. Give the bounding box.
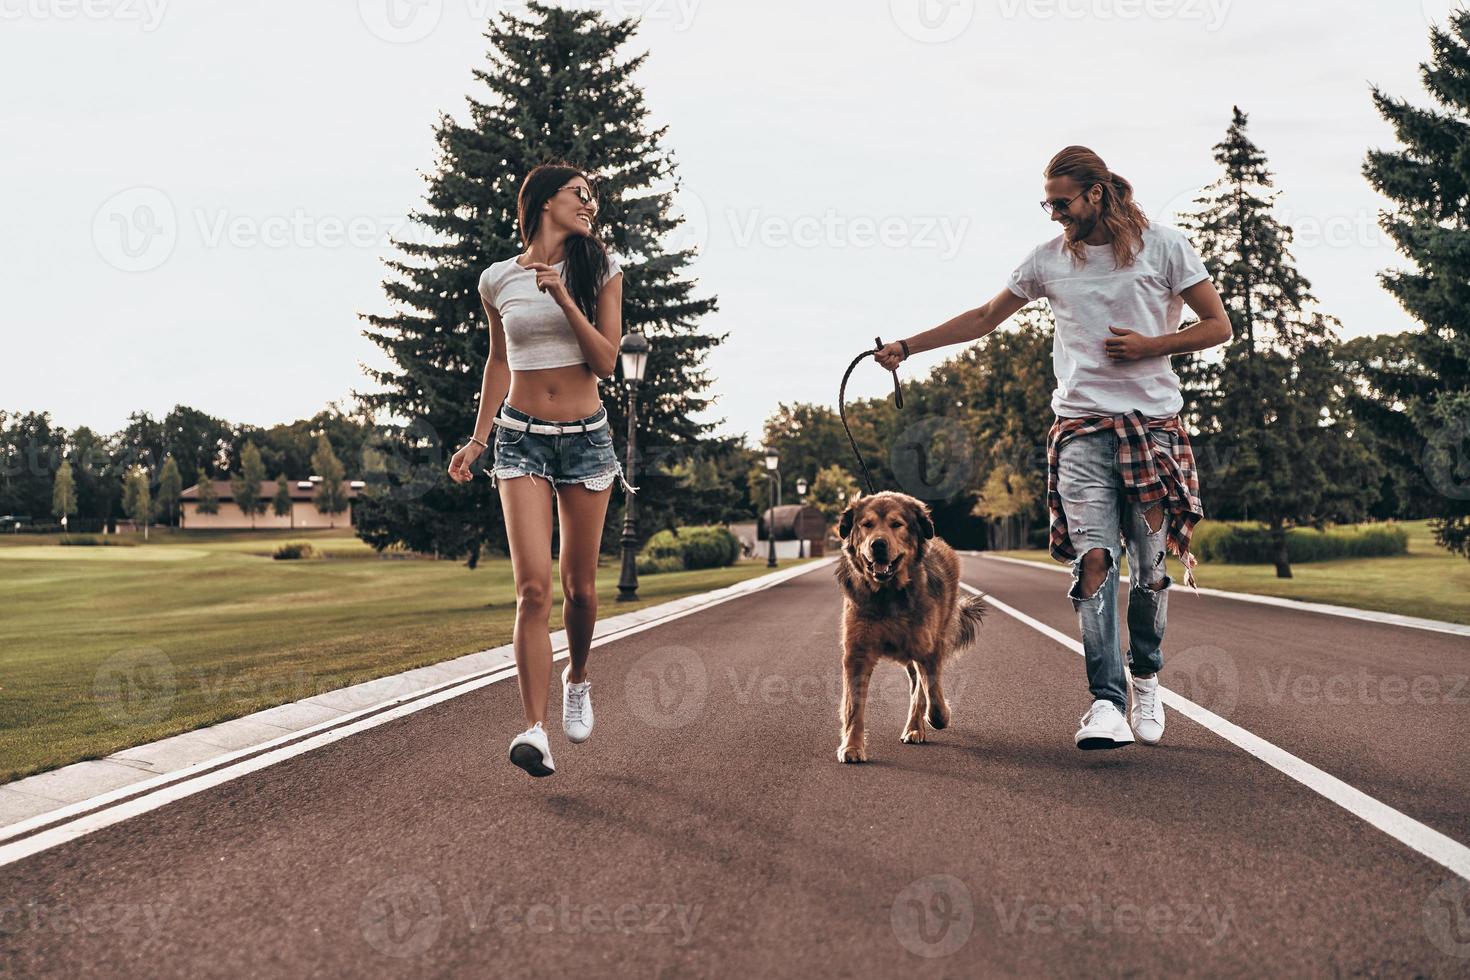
[834,491,986,763]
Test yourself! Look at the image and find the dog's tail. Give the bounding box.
[952,591,987,651]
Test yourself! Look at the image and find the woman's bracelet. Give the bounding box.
[467,435,488,450]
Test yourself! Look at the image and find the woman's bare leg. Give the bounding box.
[499,475,555,727]
[553,482,613,683]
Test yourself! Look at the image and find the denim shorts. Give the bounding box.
[487,402,634,494]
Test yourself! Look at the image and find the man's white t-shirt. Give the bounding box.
[1005,223,1210,418]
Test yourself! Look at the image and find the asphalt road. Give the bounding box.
[2,557,1468,977]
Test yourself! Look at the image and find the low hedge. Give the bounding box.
[273,541,321,560]
[57,535,133,547]
[1192,522,1409,564]
[637,525,740,574]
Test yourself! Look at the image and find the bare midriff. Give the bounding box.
[506,363,603,422]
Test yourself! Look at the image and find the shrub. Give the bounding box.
[57,535,132,547]
[273,541,320,560]
[636,525,740,573]
[1192,522,1408,564]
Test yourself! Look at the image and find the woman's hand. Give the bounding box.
[526,262,573,309]
[448,440,485,483]
[1104,326,1161,361]
[875,341,907,372]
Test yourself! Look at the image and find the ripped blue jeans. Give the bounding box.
[1055,426,1173,710]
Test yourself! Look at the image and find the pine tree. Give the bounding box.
[156,456,182,527]
[310,434,349,529]
[231,442,267,530]
[1363,11,1470,557]
[356,3,719,567]
[1179,107,1379,577]
[51,459,76,529]
[122,466,151,540]
[194,465,220,516]
[272,472,294,525]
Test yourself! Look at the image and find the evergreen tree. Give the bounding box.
[1337,332,1438,520]
[1179,107,1379,577]
[156,456,182,527]
[51,459,76,529]
[231,442,267,529]
[272,471,294,525]
[195,465,220,516]
[1363,11,1470,556]
[356,3,720,567]
[121,466,152,540]
[310,434,349,528]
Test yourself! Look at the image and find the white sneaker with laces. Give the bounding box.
[508,721,555,777]
[1075,699,1135,750]
[1130,674,1165,745]
[562,665,594,743]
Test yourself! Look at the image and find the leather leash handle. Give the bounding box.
[875,336,904,409]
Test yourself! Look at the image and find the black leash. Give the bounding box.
[839,336,904,496]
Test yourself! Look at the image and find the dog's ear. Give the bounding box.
[908,500,935,541]
[839,500,858,540]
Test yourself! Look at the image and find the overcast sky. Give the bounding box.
[3,0,1460,447]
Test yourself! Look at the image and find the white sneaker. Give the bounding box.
[1075,699,1135,750]
[508,722,555,777]
[1130,674,1165,745]
[562,665,594,744]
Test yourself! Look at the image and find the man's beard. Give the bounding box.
[1062,213,1099,241]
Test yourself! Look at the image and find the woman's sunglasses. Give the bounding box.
[562,184,599,214]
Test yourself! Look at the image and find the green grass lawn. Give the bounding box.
[993,519,1470,625]
[1,527,813,783]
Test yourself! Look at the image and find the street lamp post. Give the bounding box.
[764,449,780,569]
[615,333,651,603]
[795,477,808,558]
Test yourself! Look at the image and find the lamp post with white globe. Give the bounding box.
[615,333,650,603]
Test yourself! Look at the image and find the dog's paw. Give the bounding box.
[837,742,867,763]
[927,701,951,731]
[901,727,926,744]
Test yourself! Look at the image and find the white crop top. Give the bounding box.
[478,252,623,370]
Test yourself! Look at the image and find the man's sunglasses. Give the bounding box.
[1040,186,1095,215]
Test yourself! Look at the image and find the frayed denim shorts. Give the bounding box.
[487,402,635,494]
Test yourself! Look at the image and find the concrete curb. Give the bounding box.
[0,558,836,837]
[965,551,1470,639]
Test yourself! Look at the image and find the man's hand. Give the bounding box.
[875,341,907,371]
[1104,326,1160,362]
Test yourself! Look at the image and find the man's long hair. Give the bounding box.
[1045,146,1149,268]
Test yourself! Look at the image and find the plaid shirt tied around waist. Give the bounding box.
[1046,410,1204,591]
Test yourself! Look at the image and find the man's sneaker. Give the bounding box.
[562,665,594,743]
[1075,699,1135,750]
[508,722,555,777]
[1130,674,1165,745]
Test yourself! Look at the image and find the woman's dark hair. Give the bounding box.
[517,162,611,322]
[1044,145,1149,268]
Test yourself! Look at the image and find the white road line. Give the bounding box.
[960,582,1470,882]
[0,559,835,869]
[971,552,1470,638]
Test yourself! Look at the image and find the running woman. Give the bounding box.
[876,146,1231,751]
[448,162,632,778]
